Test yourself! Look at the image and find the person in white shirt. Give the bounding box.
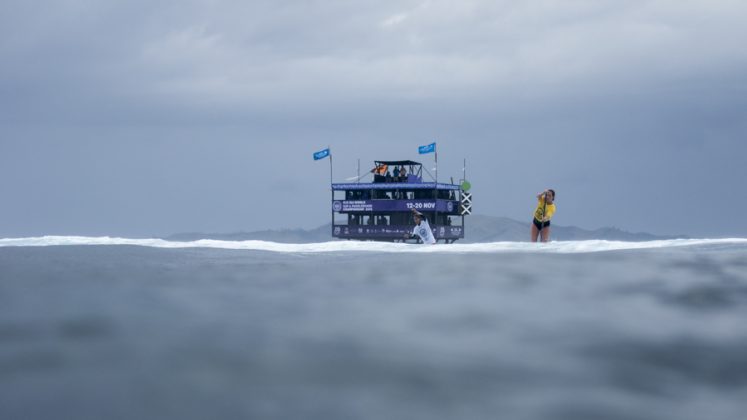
[405,209,436,244]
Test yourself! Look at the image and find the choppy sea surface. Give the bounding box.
[1,237,746,420]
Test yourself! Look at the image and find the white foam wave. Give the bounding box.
[1,236,746,254]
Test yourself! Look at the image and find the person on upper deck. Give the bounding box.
[393,166,400,180]
[399,166,407,182]
[531,189,556,243]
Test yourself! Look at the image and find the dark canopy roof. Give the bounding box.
[374,160,421,166]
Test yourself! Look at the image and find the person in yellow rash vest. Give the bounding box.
[531,189,556,242]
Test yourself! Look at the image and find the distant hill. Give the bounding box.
[462,215,684,243]
[167,215,684,243]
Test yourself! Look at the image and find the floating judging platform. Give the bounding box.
[330,160,472,243]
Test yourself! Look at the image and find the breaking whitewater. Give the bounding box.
[2,235,747,253]
[2,236,747,420]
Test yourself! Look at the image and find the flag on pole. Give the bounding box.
[371,164,388,175]
[313,148,330,160]
[418,142,436,154]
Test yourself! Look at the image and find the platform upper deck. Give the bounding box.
[332,182,460,191]
[333,159,461,191]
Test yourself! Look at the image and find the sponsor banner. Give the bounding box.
[333,225,463,239]
[336,200,372,212]
[332,200,461,213]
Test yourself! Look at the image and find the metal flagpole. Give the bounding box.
[329,146,333,232]
[462,157,467,233]
[435,147,438,185]
[434,144,438,242]
[329,146,333,184]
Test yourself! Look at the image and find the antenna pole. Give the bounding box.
[329,146,333,232]
[434,145,439,241]
[462,158,466,238]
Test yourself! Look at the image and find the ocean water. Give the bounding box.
[1,238,746,420]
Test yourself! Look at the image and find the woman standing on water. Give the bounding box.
[531,189,556,242]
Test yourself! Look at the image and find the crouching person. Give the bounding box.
[404,209,436,244]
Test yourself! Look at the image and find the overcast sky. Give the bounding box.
[2,0,746,238]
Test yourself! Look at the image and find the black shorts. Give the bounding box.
[533,218,550,229]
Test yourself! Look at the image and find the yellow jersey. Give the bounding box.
[533,197,556,222]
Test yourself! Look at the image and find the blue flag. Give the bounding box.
[313,148,330,160]
[418,142,436,154]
